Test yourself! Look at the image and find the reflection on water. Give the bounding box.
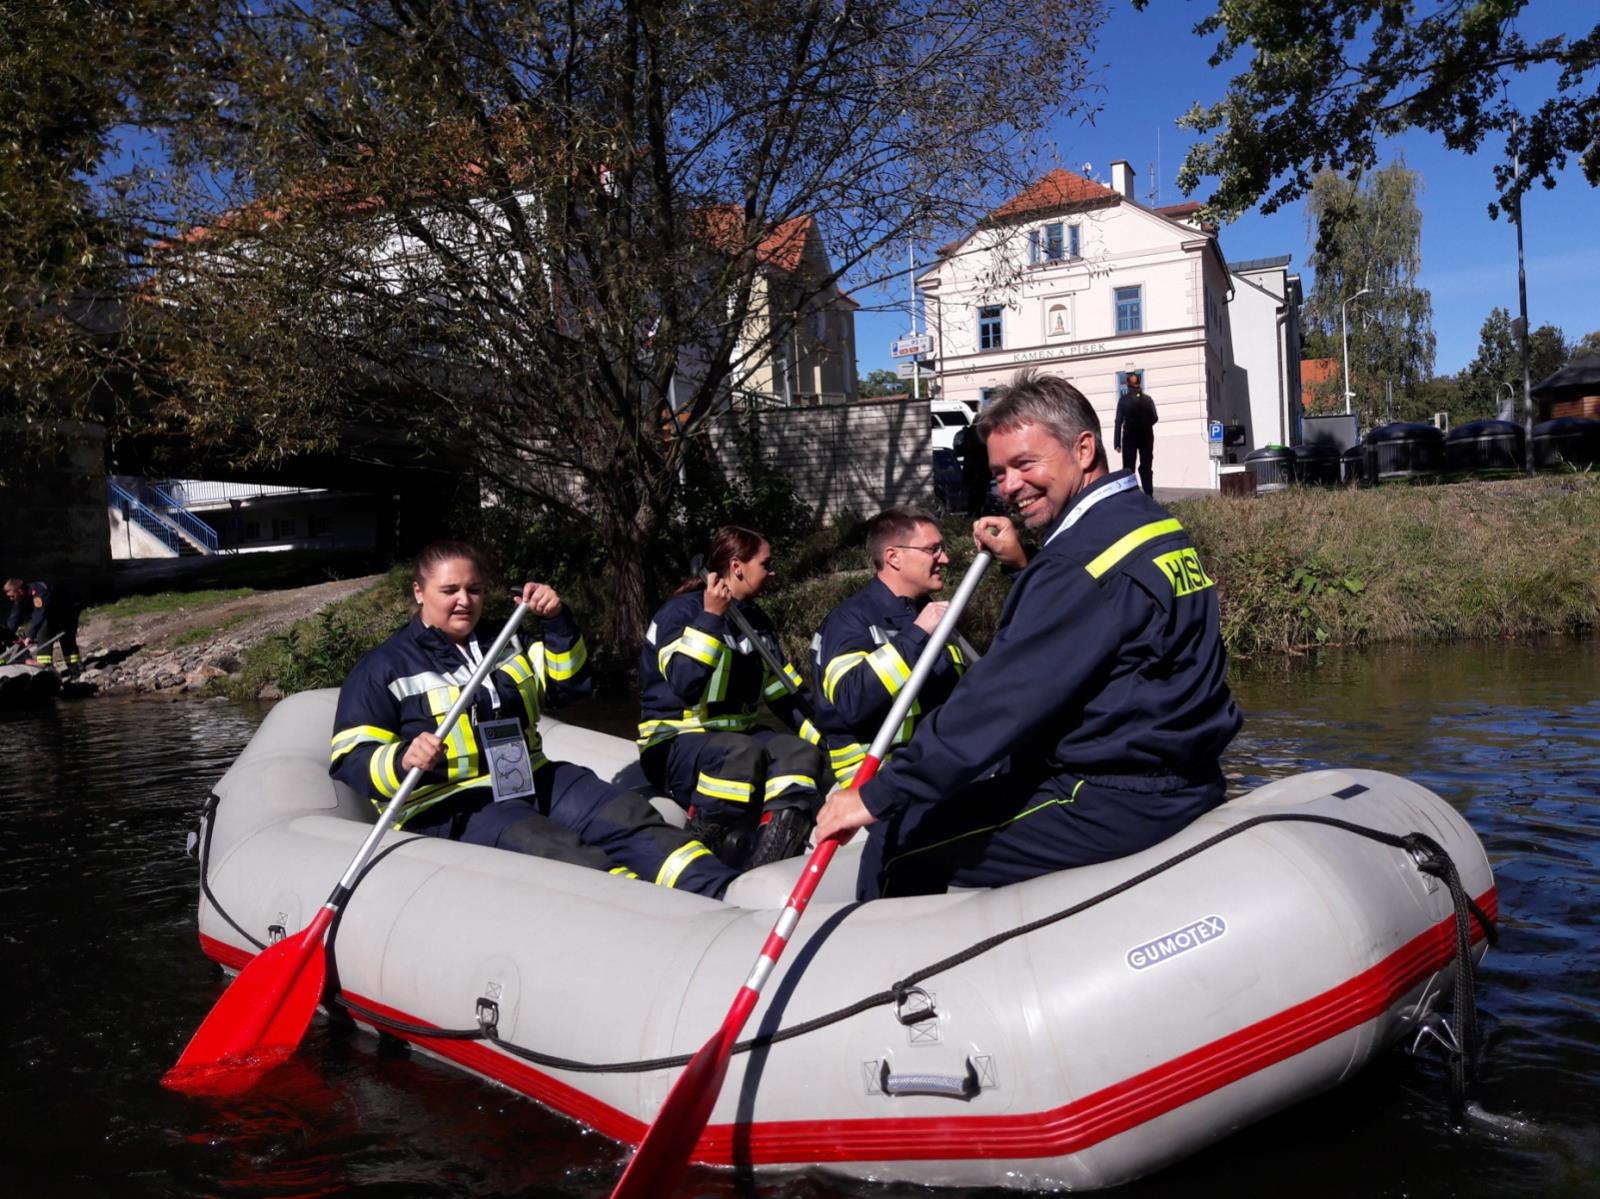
[1,638,1596,1197]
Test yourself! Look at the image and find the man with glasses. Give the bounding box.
[817,370,1240,899]
[809,507,970,787]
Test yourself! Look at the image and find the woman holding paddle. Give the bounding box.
[329,541,737,898]
[637,526,826,871]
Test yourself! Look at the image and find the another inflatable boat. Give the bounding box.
[0,663,61,710]
[189,689,1496,1190]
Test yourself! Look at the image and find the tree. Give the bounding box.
[1300,161,1436,426]
[1459,307,1569,415]
[1153,0,1599,222]
[142,0,1106,649]
[1571,329,1600,359]
[857,368,904,398]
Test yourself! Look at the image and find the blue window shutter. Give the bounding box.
[1069,224,1081,258]
[1028,230,1040,265]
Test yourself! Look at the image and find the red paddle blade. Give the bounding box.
[610,1000,750,1199]
[162,906,334,1094]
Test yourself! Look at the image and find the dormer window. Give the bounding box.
[1028,222,1080,265]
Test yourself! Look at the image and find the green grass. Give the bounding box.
[165,610,253,647]
[87,587,255,619]
[225,474,1600,696]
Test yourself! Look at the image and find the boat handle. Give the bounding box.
[878,1056,980,1100]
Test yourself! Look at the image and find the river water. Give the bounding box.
[2,638,1596,1197]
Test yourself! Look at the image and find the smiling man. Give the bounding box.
[815,370,1241,899]
[809,507,970,786]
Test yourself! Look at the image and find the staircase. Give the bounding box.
[107,480,219,557]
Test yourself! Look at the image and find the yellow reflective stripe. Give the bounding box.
[696,772,755,803]
[822,651,869,701]
[865,642,911,695]
[635,712,756,749]
[1085,518,1184,579]
[545,637,587,680]
[762,661,803,700]
[764,773,815,801]
[795,718,823,746]
[368,742,404,798]
[372,777,491,827]
[655,841,712,888]
[947,643,967,671]
[705,647,732,702]
[426,685,480,781]
[330,724,400,763]
[659,626,723,674]
[608,865,639,879]
[829,742,867,771]
[884,780,1087,880]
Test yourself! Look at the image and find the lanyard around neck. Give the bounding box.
[1044,473,1140,548]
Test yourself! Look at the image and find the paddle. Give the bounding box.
[162,599,533,1094]
[724,600,815,723]
[609,550,993,1198]
[6,632,64,667]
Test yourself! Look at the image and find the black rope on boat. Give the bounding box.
[303,812,1495,1087]
[197,791,267,952]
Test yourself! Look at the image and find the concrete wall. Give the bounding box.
[0,423,113,595]
[707,396,934,522]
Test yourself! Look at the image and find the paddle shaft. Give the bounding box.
[5,632,63,666]
[609,551,992,1198]
[724,600,816,724]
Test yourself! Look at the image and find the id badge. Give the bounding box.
[478,717,535,802]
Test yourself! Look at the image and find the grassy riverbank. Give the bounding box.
[223,473,1600,699]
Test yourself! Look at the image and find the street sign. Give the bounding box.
[1208,419,1225,460]
[896,360,925,380]
[892,333,934,358]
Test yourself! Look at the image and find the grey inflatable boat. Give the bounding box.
[191,688,1495,1190]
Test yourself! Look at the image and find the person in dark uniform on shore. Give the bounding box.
[330,541,738,898]
[637,525,826,871]
[815,369,1241,899]
[809,506,968,786]
[5,578,83,675]
[954,423,992,516]
[1114,371,1158,496]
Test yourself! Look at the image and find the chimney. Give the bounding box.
[1110,159,1135,200]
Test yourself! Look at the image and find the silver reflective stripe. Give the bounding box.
[388,669,466,701]
[1044,473,1141,548]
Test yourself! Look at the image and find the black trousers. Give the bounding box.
[1121,437,1154,495]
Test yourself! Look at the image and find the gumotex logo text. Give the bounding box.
[1126,915,1227,970]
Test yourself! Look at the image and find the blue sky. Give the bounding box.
[852,0,1599,381]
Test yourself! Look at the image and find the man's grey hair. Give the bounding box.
[973,368,1108,470]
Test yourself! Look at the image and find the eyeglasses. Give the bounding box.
[891,543,947,557]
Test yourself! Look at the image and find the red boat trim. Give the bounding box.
[198,885,1496,1165]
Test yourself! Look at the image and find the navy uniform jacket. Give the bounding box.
[809,577,968,783]
[637,592,816,749]
[20,581,72,639]
[330,611,589,825]
[858,472,1241,820]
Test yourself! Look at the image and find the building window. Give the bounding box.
[1028,222,1081,266]
[978,305,1004,351]
[979,387,995,407]
[272,517,297,539]
[1115,285,1143,334]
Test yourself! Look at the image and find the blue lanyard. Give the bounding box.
[1044,474,1140,548]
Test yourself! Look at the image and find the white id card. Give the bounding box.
[478,717,535,802]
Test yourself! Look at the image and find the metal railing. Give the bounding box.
[142,482,220,552]
[108,480,183,555]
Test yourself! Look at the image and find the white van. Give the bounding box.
[930,399,977,451]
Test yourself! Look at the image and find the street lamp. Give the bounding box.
[1340,287,1371,416]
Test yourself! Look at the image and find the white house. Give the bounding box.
[1227,255,1305,449]
[917,164,1294,489]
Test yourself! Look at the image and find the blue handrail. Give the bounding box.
[108,480,183,554]
[143,482,219,552]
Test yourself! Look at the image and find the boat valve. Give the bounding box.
[267,923,286,945]
[1408,1012,1462,1062]
[476,996,500,1037]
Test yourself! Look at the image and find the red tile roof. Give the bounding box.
[1155,201,1204,219]
[988,168,1119,221]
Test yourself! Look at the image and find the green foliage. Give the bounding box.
[225,569,413,699]
[857,369,904,398]
[1301,161,1435,425]
[165,611,250,648]
[1159,0,1600,222]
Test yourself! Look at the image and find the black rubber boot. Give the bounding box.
[745,806,814,870]
[685,809,756,869]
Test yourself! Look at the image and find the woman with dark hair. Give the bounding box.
[637,525,826,870]
[329,541,737,898]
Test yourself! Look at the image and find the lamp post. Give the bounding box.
[1340,287,1371,416]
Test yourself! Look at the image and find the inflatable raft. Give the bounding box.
[191,689,1496,1191]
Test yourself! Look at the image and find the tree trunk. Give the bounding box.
[594,481,666,660]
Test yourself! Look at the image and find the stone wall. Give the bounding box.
[708,396,934,522]
[0,423,113,596]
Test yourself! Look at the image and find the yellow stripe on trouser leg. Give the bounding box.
[764,773,815,802]
[655,841,712,887]
[696,772,755,803]
[608,865,639,879]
